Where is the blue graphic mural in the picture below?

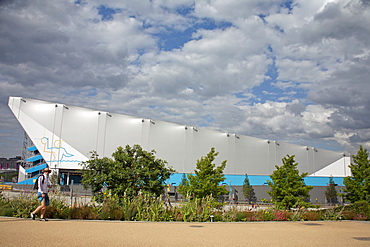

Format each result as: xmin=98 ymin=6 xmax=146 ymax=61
xmin=41 ymin=137 xmax=80 ymax=163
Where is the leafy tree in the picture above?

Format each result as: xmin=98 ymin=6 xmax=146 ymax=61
xmin=242 ymin=174 xmax=257 ymax=204
xmin=177 ymin=148 xmax=228 ymax=199
xmin=344 ymin=146 xmax=370 ymax=203
xmin=49 ymin=171 xmax=59 ymax=186
xmin=81 ymin=145 xmax=175 ymax=201
xmin=325 ymin=176 xmax=338 ymax=205
xmin=179 ymin=173 xmax=189 ymax=187
xmin=267 ymin=155 xmax=313 ymax=209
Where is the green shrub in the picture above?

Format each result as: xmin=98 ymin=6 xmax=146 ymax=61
xmin=236 ymin=212 xmax=247 ymax=221
xmin=100 ymin=207 xmax=124 ymax=220
xmin=343 ymin=201 xmax=370 ymax=219
xmin=289 ymin=208 xmax=306 ymax=221
xmin=302 ymin=211 xmax=320 ymax=221
xmin=99 ymin=195 xmax=124 ymax=220
xmin=48 ymin=193 xmax=72 ymax=219
xmin=160 ymin=208 xmax=176 ymax=221
xmin=319 ymin=208 xmax=344 ymax=221
xmin=341 ymin=211 xmax=355 ymax=220
xmin=244 ymin=211 xmax=258 ymax=221
xmin=221 ymin=210 xmax=237 ymax=222
xmin=52 ymin=205 xmax=72 ymax=219
xmin=45 ymin=206 xmax=58 ymax=218
xmin=179 ymin=195 xmax=217 ymax=222
xmin=1 ymin=207 xmax=16 ymax=217
xmin=212 ymin=212 xmax=223 ymax=222
xmin=261 ymin=209 xmax=275 ymax=221
xmin=133 ymin=193 xmax=166 ymax=221
xmin=7 ymin=192 xmax=39 ymax=218
xmin=2 ymin=189 xmax=370 ymax=222
xmin=70 ymin=205 xmax=99 ymax=220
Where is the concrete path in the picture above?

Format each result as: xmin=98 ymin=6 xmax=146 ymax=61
xmin=1 ymin=217 xmax=370 ymax=246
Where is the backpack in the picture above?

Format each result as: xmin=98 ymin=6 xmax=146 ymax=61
xmin=33 ymin=175 xmax=45 ymax=190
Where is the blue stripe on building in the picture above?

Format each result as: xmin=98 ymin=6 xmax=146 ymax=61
xmin=166 ymin=173 xmax=344 ymax=187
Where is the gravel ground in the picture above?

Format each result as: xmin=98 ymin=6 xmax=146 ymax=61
xmin=1 ymin=217 xmax=370 ymax=247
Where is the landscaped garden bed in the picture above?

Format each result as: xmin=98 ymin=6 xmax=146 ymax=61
xmin=1 ymin=190 xmax=368 ymax=222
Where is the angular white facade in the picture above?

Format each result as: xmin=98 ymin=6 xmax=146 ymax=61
xmin=8 ymin=97 xmax=351 ymax=186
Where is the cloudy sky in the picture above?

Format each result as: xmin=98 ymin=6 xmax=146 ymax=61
xmin=1 ymin=0 xmax=370 ymax=158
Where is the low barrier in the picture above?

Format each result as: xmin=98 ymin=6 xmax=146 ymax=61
xmin=0 ymin=184 xmax=13 ymax=190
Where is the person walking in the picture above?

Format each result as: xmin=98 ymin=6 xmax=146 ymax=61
xmin=30 ymin=167 xmax=52 ymax=221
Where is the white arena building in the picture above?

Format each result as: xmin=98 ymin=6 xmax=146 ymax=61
xmin=8 ymin=97 xmax=351 ymax=202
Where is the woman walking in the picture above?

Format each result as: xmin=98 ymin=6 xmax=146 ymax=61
xmin=30 ymin=167 xmax=52 ymax=221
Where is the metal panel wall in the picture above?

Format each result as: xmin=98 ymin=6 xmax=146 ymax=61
xmin=310 ymin=147 xmax=344 ymax=176
xmin=190 ymin=128 xmax=229 ymax=173
xmin=60 ymin=106 xmax=99 ymax=158
xmin=234 ymin=136 xmax=270 ymax=175
xmin=8 ymin=97 xmax=349 ymax=177
xmin=147 ymin=120 xmax=187 ymax=172
xmin=103 ymin=114 xmax=143 ymax=157
xmin=274 ymin=142 xmax=309 ymax=173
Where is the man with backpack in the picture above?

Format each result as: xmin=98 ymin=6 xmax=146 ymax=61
xmin=31 ymin=167 xmax=52 ymax=221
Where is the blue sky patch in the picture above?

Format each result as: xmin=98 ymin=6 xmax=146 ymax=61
xmin=234 ymin=92 xmax=247 ymax=99
xmin=97 ymin=5 xmax=122 ymax=21
xmin=257 ymin=14 xmax=268 ymax=24
xmin=280 ymin=1 xmax=297 ymax=14
xmin=74 ymin=0 xmax=87 ymax=6
xmin=153 ymin=18 xmax=232 ymax=51
xmin=176 ymin=5 xmax=195 ymax=16
xmin=250 ymin=59 xmax=309 ymax=104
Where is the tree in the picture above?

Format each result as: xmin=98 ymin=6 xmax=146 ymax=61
xmin=242 ymin=174 xmax=257 ymax=204
xmin=49 ymin=171 xmax=59 ymax=186
xmin=344 ymin=146 xmax=370 ymax=203
xmin=325 ymin=176 xmax=338 ymax=205
xmin=267 ymin=155 xmax=313 ymax=209
xmin=179 ymin=173 xmax=189 ymax=187
xmin=177 ymin=148 xmax=228 ymax=199
xmin=81 ymin=145 xmax=175 ymax=201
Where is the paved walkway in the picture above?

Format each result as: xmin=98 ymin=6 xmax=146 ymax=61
xmin=1 ymin=217 xmax=370 ymax=246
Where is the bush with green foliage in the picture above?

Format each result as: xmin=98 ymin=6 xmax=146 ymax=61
xmin=0 ymin=191 xmax=39 ymax=218
xmin=81 ymin=145 xmax=175 ymax=201
xmin=242 ymin=173 xmax=257 ymax=204
xmin=341 ymin=201 xmax=370 ymax=220
xmin=1 ymin=190 xmax=369 ymax=222
xmin=325 ymin=177 xmax=339 ymax=205
xmin=344 ymin=146 xmax=370 ymax=203
xmin=179 ymin=195 xmax=218 ymax=222
xmin=267 ymin=155 xmax=313 ymax=210
xmin=177 ymin=147 xmax=228 ymax=199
